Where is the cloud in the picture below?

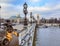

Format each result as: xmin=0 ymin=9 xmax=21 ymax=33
xmin=0 ymin=0 xmax=12 ymax=3
xmin=28 ymin=2 xmax=60 ymax=19
xmin=29 ymin=0 xmax=41 ymax=3
xmin=28 ymin=6 xmax=50 ymax=12
xmin=0 ymin=2 xmax=60 ymax=19
xmin=0 ymin=0 xmax=16 ymax=3
xmin=0 ymin=0 xmax=60 ymax=19
xmin=0 ymin=3 xmax=22 ymax=18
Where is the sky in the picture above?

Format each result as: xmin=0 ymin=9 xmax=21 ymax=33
xmin=0 ymin=0 xmax=60 ymax=19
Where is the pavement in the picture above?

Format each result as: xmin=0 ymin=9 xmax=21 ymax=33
xmin=13 ymin=24 xmax=24 ymax=31
xmin=9 ymin=24 xmax=24 ymax=46
xmin=9 ymin=34 xmax=19 ymax=46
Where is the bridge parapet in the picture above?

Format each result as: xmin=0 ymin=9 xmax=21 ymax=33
xmin=19 ymin=24 xmax=36 ymax=46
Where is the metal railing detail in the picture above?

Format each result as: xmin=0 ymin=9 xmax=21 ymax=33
xmin=19 ymin=24 xmax=36 ymax=46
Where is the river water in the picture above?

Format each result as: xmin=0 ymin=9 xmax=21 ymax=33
xmin=36 ymin=26 xmax=60 ymax=46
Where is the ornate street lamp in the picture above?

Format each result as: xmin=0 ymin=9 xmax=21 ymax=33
xmin=30 ymin=12 xmax=32 ymax=24
xmin=0 ymin=6 xmax=1 ymax=28
xmin=23 ymin=2 xmax=28 ymax=26
xmin=36 ymin=14 xmax=40 ymax=27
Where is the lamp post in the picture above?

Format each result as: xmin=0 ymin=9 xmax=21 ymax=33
xmin=36 ymin=14 xmax=40 ymax=27
xmin=30 ymin=12 xmax=32 ymax=25
xmin=23 ymin=2 xmax=28 ymax=26
xmin=0 ymin=6 xmax=1 ymax=28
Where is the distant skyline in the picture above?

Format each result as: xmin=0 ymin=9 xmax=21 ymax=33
xmin=0 ymin=0 xmax=60 ymax=19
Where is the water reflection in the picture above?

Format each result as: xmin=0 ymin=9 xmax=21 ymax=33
xmin=36 ymin=26 xmax=60 ymax=46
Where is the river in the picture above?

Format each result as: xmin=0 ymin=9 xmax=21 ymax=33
xmin=36 ymin=26 xmax=60 ymax=46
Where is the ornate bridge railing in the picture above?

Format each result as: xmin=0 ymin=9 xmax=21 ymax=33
xmin=19 ymin=24 xmax=36 ymax=46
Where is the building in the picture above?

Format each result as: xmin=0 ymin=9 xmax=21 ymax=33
xmin=10 ymin=14 xmax=24 ymax=24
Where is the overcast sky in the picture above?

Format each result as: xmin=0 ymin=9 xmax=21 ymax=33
xmin=0 ymin=0 xmax=60 ymax=19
